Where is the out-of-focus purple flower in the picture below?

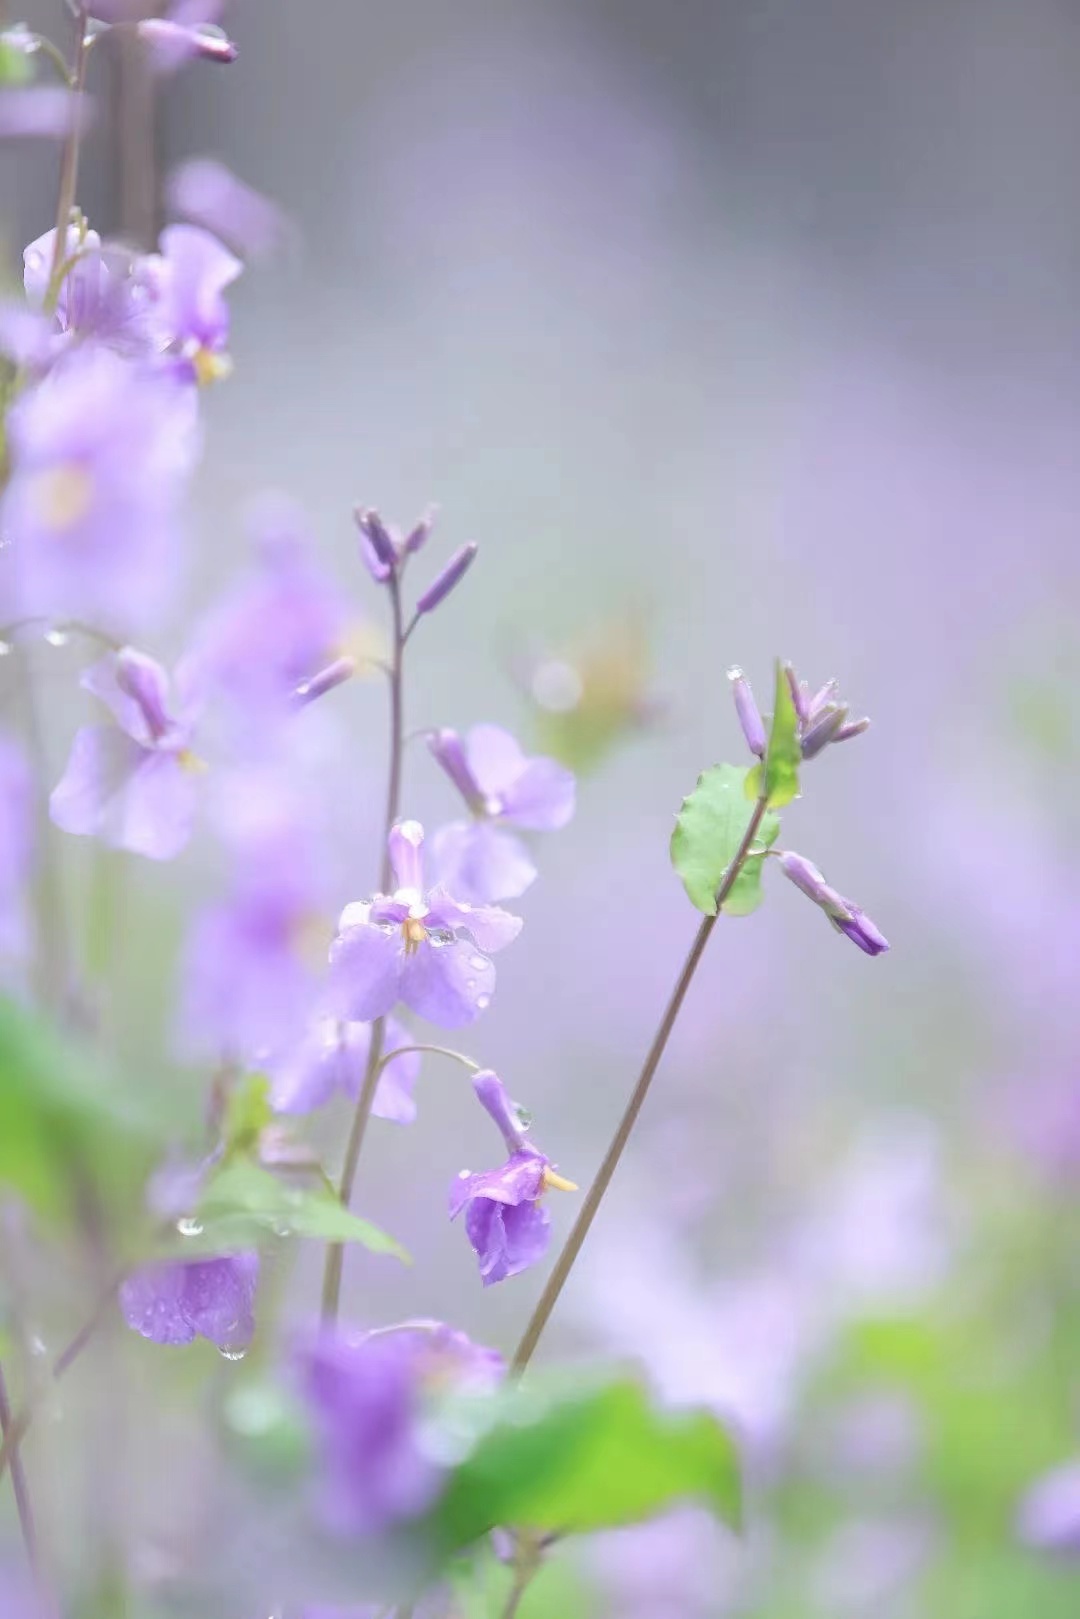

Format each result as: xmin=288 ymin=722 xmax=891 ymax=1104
xmin=0 ymin=345 xmax=196 ymax=631
xmin=783 ymin=662 xmax=870 ymax=761
xmin=1017 ymin=1458 xmax=1080 ymax=1555
xmin=166 ymin=158 xmax=287 ymax=262
xmin=726 ymin=666 xmax=766 ymax=758
xmin=292 ymin=656 xmax=356 ymax=709
xmin=138 ymin=16 xmax=237 ymax=71
xmin=779 ymin=851 xmax=889 ymax=956
xmin=49 ymin=648 xmax=203 ymax=860
xmin=328 ymin=821 xmax=521 ymax=1028
xmin=296 ymin=1322 xmax=502 ymax=1536
xmin=414 ymin=541 xmax=477 ymax=616
xmin=23 ymin=225 xmax=157 ymax=358
xmin=0 ymin=734 xmax=32 ymax=960
xmin=269 ymin=1015 xmax=420 ymax=1123
xmin=190 ymin=498 xmax=354 ymax=724
xmin=429 ymin=725 xmax=575 ymax=903
xmin=354 ymin=506 xmax=398 ymax=583
xmin=120 ymin=1251 xmax=258 ymax=1352
xmin=0 ymin=87 xmax=89 ymax=139
xmin=450 ymin=1069 xmax=575 ymax=1286
xmin=180 ymin=803 xmax=328 ymax=1062
xmin=143 ymin=223 xmax=241 ymax=384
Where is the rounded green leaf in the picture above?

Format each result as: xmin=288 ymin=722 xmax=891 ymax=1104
xmin=671 ymin=762 xmax=779 ymax=916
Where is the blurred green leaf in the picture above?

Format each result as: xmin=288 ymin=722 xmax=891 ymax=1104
xmin=671 ymin=762 xmax=779 ymax=915
xmin=193 ymin=1158 xmax=409 ymax=1262
xmin=424 ymin=1372 xmax=741 ymax=1561
xmin=0 ymin=994 xmax=162 ymax=1224
xmin=223 ymin=1073 xmax=273 ymax=1159
xmin=0 ymin=42 xmax=33 ymax=88
xmin=747 ymin=660 xmax=801 ymax=809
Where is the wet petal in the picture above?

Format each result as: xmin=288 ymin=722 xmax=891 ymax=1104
xmin=180 ymin=1252 xmax=258 ymax=1350
xmin=119 ymin=1263 xmax=196 ymax=1345
xmin=431 ymin=820 xmax=536 ymax=904
xmin=426 ymin=892 xmax=522 ymax=953
xmin=400 ymin=937 xmax=494 ymax=1028
xmin=499 ymin=756 xmax=576 ymax=831
xmin=449 ymin=1151 xmax=547 ymax=1218
xmin=327 ymin=923 xmax=404 ymax=1022
xmin=465 ymin=1198 xmax=551 ymax=1286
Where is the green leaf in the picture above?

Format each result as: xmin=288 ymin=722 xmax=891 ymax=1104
xmin=191 ymin=1158 xmax=410 ymax=1262
xmin=424 ymin=1372 xmax=741 ymax=1561
xmin=222 ymin=1073 xmax=273 ymax=1160
xmin=746 ymin=659 xmax=801 ymax=809
xmin=0 ymin=42 xmax=33 ymax=88
xmin=671 ymin=762 xmax=779 ymax=916
xmin=0 ymin=994 xmax=163 ymax=1224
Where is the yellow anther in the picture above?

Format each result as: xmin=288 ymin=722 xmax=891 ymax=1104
xmin=541 ymin=1167 xmax=578 ymax=1194
xmin=192 ymin=346 xmax=233 ymax=387
xmin=32 ymin=465 xmax=94 ymax=533
xmin=177 ymin=749 xmax=209 ymax=775
xmin=402 ymin=916 xmax=428 ymax=954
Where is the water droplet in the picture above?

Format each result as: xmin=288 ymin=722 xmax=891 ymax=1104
xmin=476 ymin=993 xmax=491 ymax=1011
xmin=457 ymin=1169 xmax=471 ymax=1178
xmin=469 ymin=955 xmax=487 ymax=972
xmin=0 ymin=642 xmax=12 ymax=659
xmin=465 ymin=978 xmax=476 ymax=991
xmin=272 ymin=1221 xmax=293 ymax=1239
xmin=176 ymin=1216 xmax=203 ymax=1237
xmin=428 ymin=928 xmax=454 ymax=948
xmin=44 ymin=627 xmax=68 ymax=648
xmin=218 ymin=1345 xmax=247 ymax=1362
xmin=28 ymin=1335 xmax=47 ymax=1358
xmin=514 ymin=1105 xmax=534 ymax=1131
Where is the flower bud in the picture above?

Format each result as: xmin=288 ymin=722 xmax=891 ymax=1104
xmin=726 ymin=666 xmax=766 ymax=757
xmin=779 ymin=850 xmax=888 ymax=956
xmin=354 ymin=507 xmax=397 ymax=583
xmin=831 ymin=906 xmax=889 ymax=956
xmin=137 ymin=19 xmax=238 ymax=66
xmin=834 ymin=716 xmax=871 ymax=743
xmin=779 ymin=850 xmax=838 ymax=909
xmin=292 ymin=655 xmax=355 ymax=708
xmin=784 ymin=662 xmax=810 ymax=724
xmin=806 ymin=679 xmax=839 ymax=721
xmin=403 ymin=507 xmax=436 ymax=555
xmin=415 ymin=542 xmax=478 ymax=616
xmin=427 ymin=727 xmax=484 ymax=812
xmin=800 ymin=704 xmax=849 ymax=759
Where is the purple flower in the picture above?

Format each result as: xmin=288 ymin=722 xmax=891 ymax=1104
xmin=726 ymin=666 xmax=766 ymax=758
xmin=450 ymin=1070 xmax=576 ymax=1286
xmin=353 ymin=505 xmax=437 ymax=584
xmin=1017 ymin=1458 xmax=1080 ymax=1555
xmin=778 ymin=850 xmax=889 ymax=957
xmin=166 ymin=158 xmax=287 ymax=262
xmin=429 ymin=724 xmax=575 ymax=903
xmin=296 ymin=1322 xmax=502 ymax=1536
xmin=0 ymin=344 xmax=197 ymax=632
xmin=0 ymin=88 xmax=89 ymax=140
xmin=190 ymin=498 xmax=354 ymax=722
xmin=269 ymin=1015 xmax=420 ymax=1123
xmin=144 ymin=223 xmax=241 ymax=384
xmin=783 ymin=663 xmax=871 ymax=761
xmin=23 ymin=226 xmax=158 ymax=359
xmin=0 ymin=733 xmax=32 ymax=960
xmin=49 ymin=647 xmax=204 ymax=860
xmin=120 ymin=1251 xmax=258 ymax=1352
xmin=328 ymin=821 xmax=521 ymax=1028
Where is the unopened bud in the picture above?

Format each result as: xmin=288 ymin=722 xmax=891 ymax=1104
xmin=403 ymin=507 xmax=436 ymax=555
xmin=292 ymin=655 xmax=355 ymax=708
xmin=726 ymin=666 xmax=766 ymax=757
xmin=779 ymin=850 xmax=888 ymax=956
xmin=831 ymin=906 xmax=889 ymax=956
xmin=137 ymin=19 xmax=238 ymax=65
xmin=415 ymin=542 xmax=478 ymax=616
xmin=784 ymin=663 xmax=810 ymax=724
xmin=806 ymin=679 xmax=839 ymax=721
xmin=354 ymin=507 xmax=398 ymax=583
xmin=800 ymin=704 xmax=849 ymax=759
xmin=834 ymin=716 xmax=871 ymax=744
xmin=779 ymin=850 xmax=838 ymax=909
xmin=427 ymin=728 xmax=484 ymax=812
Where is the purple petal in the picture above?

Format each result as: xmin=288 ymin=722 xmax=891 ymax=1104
xmin=449 ymin=1151 xmax=547 ymax=1218
xmin=49 ymin=725 xmax=143 ymax=841
xmin=327 ymin=923 xmax=404 ymax=1022
xmin=431 ymin=820 xmax=537 ymax=904
xmin=400 ymin=937 xmax=494 ymax=1028
xmin=120 ymin=1264 xmax=196 ymax=1345
xmin=83 ymin=647 xmax=179 ymax=745
xmin=498 ymin=757 xmax=576 ymax=831
xmin=180 ymin=1252 xmax=258 ymax=1350
xmin=166 ymin=158 xmax=287 ymax=262
xmin=270 ymin=1016 xmax=419 ymax=1123
xmin=111 ymin=750 xmax=198 ymax=860
xmin=427 ymin=728 xmax=484 ymax=810
xmin=388 ymin=819 xmax=425 ymax=894
xmin=425 ymin=892 xmax=522 ymax=953
xmin=472 ymin=1070 xmax=529 ymax=1154
xmin=464 ymin=1198 xmax=551 ymax=1286
xmin=150 ymin=223 xmax=241 ymax=352
xmin=464 ymin=725 xmax=528 ymax=797
xmin=0 ymin=88 xmax=90 ymax=141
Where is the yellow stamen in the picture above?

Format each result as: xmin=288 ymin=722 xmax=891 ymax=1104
xmin=177 ymin=749 xmax=209 ymax=775
xmin=541 ymin=1167 xmax=578 ymax=1194
xmin=31 ymin=465 xmax=94 ymax=533
xmin=192 ymin=346 xmax=233 ymax=387
xmin=402 ymin=916 xmax=428 ymax=955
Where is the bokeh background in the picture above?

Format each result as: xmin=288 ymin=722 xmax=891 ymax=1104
xmin=7 ymin=1 xmax=1080 ymax=1615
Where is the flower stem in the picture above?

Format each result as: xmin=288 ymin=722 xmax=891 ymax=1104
xmin=321 ymin=572 xmax=407 ymax=1326
xmin=0 ymin=1361 xmax=41 ymax=1583
xmin=46 ymin=3 xmax=91 ymax=307
xmin=378 ymin=1043 xmax=479 ymax=1075
xmin=510 ymin=793 xmax=770 ymax=1374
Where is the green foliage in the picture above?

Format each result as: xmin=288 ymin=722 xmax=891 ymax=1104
xmin=747 ymin=659 xmax=801 ymax=809
xmin=0 ymin=41 xmax=33 ymax=87
xmin=671 ymin=762 xmax=779 ymax=915
xmin=423 ymin=1372 xmax=741 ymax=1564
xmin=222 ymin=1073 xmax=273 ymax=1159
xmin=190 ymin=1157 xmax=410 ymax=1261
xmin=0 ymin=993 xmax=161 ymax=1225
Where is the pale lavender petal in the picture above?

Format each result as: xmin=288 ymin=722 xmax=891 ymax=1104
xmin=425 ymin=892 xmax=522 ymax=953
xmin=119 ymin=1264 xmax=195 ymax=1345
xmin=270 ymin=1016 xmax=419 ymax=1124
xmin=180 ymin=1252 xmax=258 ymax=1349
xmin=110 ymin=750 xmax=197 ymax=860
xmin=83 ymin=647 xmax=178 ymax=745
xmin=49 ymin=725 xmax=142 ymax=840
xmin=166 ymin=158 xmax=286 ymax=262
xmin=400 ymin=937 xmax=494 ymax=1028
xmin=498 ymin=756 xmax=576 ymax=830
xmin=327 ymin=924 xmax=404 ymax=1022
xmin=0 ymin=88 xmax=89 ymax=141
xmin=431 ymin=820 xmax=537 ymax=904
xmin=388 ymin=819 xmax=425 ymax=894
xmin=449 ymin=1152 xmax=546 ymax=1218
xmin=472 ymin=1070 xmax=529 ymax=1152
xmin=151 ymin=223 xmax=241 ymax=352
xmin=464 ymin=725 xmax=528 ymax=798
xmin=464 ymin=1198 xmax=551 ymax=1286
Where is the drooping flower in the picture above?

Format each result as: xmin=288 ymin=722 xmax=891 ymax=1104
xmin=269 ymin=1015 xmax=420 ymax=1124
xmin=0 ymin=344 xmax=197 ymax=631
xmin=450 ymin=1069 xmax=576 ymax=1286
xmin=428 ymin=725 xmax=575 ymax=903
xmin=143 ymin=222 xmax=241 ymax=384
xmin=778 ymin=850 xmax=889 ymax=956
xmin=49 ymin=647 xmax=204 ymax=860
xmin=295 ymin=1322 xmax=502 ymax=1536
xmin=328 ymin=821 xmax=521 ymax=1029
xmin=120 ymin=1251 xmax=258 ymax=1352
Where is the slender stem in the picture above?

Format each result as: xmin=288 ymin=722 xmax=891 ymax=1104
xmin=498 ymin=1536 xmax=542 ymax=1619
xmin=0 ymin=1361 xmax=40 ymax=1580
xmin=46 ymin=4 xmax=91 ymax=305
xmin=378 ymin=1043 xmax=479 ymax=1075
xmin=27 ymin=34 xmax=75 ymax=86
xmin=510 ymin=794 xmax=771 ymax=1374
xmin=321 ymin=573 xmax=408 ymax=1326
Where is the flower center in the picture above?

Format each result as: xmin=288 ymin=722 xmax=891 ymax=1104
xmin=401 ymin=916 xmax=428 ymax=955
xmin=31 ymin=464 xmax=94 ymax=533
xmin=191 ymin=344 xmax=233 ymax=387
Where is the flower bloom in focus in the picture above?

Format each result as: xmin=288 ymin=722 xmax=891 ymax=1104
xmin=428 ymin=724 xmax=575 ymax=903
xmin=296 ymin=1322 xmax=502 ymax=1536
xmin=269 ymin=1014 xmax=420 ymax=1124
xmin=328 ymin=821 xmax=521 ymax=1028
xmin=0 ymin=344 xmax=196 ymax=630
xmin=450 ymin=1069 xmax=576 ymax=1286
xmin=120 ymin=1251 xmax=258 ymax=1353
xmin=50 ymin=647 xmax=204 ymax=860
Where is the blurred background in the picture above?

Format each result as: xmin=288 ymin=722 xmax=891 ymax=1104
xmin=6 ymin=1 xmax=1080 ymax=1614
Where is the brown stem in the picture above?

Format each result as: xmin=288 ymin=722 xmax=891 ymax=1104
xmin=46 ymin=4 xmax=91 ymax=305
xmin=0 ymin=1361 xmax=40 ymax=1578
xmin=510 ymin=794 xmax=770 ymax=1373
